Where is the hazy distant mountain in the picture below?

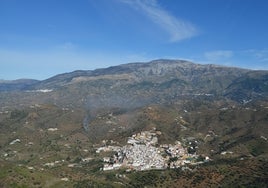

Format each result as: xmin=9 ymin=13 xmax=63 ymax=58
xmin=1 ymin=60 xmax=268 ymax=106
xmin=224 ymin=70 xmax=268 ymax=102
xmin=35 ymin=59 xmax=249 ymax=91
xmin=0 ymin=79 xmax=39 ymax=91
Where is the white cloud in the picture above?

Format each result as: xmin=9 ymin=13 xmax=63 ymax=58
xmin=194 ymin=50 xmax=235 ymax=67
xmin=243 ymin=49 xmax=268 ymax=62
xmin=58 ymin=42 xmax=76 ymax=50
xmin=118 ymin=0 xmax=198 ymax=42
xmin=204 ymin=50 xmax=234 ymax=61
xmin=200 ymin=49 xmax=268 ymax=70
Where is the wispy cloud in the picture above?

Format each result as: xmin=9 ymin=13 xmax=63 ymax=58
xmin=204 ymin=50 xmax=234 ymax=61
xmin=243 ymin=49 xmax=268 ymax=62
xmin=190 ymin=50 xmax=234 ymax=68
xmin=118 ymin=0 xmax=198 ymax=42
xmin=200 ymin=49 xmax=268 ymax=70
xmin=58 ymin=42 xmax=76 ymax=50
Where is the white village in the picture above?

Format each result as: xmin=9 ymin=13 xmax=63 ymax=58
xmin=97 ymin=129 xmax=209 ymax=171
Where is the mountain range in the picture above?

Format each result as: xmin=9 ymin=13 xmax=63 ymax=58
xmin=0 ymin=59 xmax=267 ymax=187
xmin=1 ymin=59 xmax=267 ymax=106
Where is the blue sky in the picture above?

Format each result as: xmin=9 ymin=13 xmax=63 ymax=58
xmin=1 ymin=0 xmax=268 ymax=80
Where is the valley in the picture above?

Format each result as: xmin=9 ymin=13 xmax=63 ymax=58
xmin=0 ymin=60 xmax=268 ymax=187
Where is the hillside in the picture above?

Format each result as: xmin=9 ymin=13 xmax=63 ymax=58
xmin=0 ymin=59 xmax=267 ymax=187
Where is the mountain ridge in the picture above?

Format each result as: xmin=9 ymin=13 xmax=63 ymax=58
xmin=1 ymin=59 xmax=250 ymax=82
xmin=0 ymin=59 xmax=267 ymax=105
xmin=13 ymin=59 xmax=250 ymax=87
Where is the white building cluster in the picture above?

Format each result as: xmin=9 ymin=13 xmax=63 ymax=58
xmin=99 ymin=129 xmax=203 ymax=171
